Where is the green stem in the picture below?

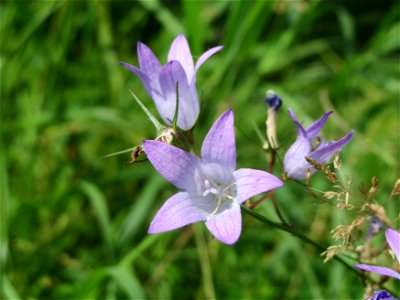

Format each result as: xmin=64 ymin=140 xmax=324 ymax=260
xmin=243 ymin=205 xmax=358 ymax=273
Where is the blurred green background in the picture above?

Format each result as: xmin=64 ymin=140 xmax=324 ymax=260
xmin=1 ymin=1 xmax=399 ymax=299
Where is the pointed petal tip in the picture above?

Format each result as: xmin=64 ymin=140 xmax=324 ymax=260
xmin=201 ymin=109 xmax=236 ymax=170
xmin=205 ymin=204 xmax=242 ymax=245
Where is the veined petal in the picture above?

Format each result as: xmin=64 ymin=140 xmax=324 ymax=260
xmin=168 ymin=34 xmax=194 ymax=81
xmin=306 ymin=111 xmax=333 ymax=139
xmin=148 ymin=192 xmax=205 ymax=233
xmin=353 ymin=264 xmax=400 ymax=280
xmin=386 ymin=228 xmax=400 ymax=263
xmin=284 ymin=135 xmax=312 ymax=180
xmin=120 ymin=62 xmax=153 ymax=96
xmin=288 ymin=109 xmax=307 ymax=138
xmin=159 ymin=61 xmax=199 ymax=130
xmin=137 ymin=42 xmax=161 ymax=79
xmin=205 ymin=202 xmax=241 ymax=245
xmin=309 ymin=131 xmax=354 ymax=164
xmin=201 ymin=110 xmax=236 ymax=171
xmin=193 ymin=46 xmax=224 ymax=81
xmin=234 ymin=168 xmax=284 ymax=204
xmin=143 ymin=140 xmax=200 ymax=192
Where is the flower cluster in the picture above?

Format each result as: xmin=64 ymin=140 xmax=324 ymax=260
xmin=117 ymin=33 xmax=398 ymax=297
xmin=119 ymin=34 xmax=360 ymax=244
xmin=114 ymin=34 xmax=400 ymax=300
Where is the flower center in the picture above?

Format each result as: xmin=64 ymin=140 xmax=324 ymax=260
xmin=311 ymin=136 xmax=323 ymax=151
xmin=199 ymin=163 xmax=237 ymax=215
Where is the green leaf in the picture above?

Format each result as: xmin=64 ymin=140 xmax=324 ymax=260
xmin=79 ymin=181 xmax=114 ymax=258
xmin=108 ymin=266 xmax=145 ymax=300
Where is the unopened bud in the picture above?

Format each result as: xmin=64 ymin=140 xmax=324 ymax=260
xmin=264 ymin=90 xmax=282 ymax=149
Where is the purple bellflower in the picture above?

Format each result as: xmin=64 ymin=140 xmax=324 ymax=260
xmin=284 ymin=109 xmax=354 ymax=180
xmin=143 ymin=110 xmax=284 ymax=245
xmin=354 ymin=228 xmax=400 ymax=280
xmin=121 ymin=34 xmax=223 ymax=131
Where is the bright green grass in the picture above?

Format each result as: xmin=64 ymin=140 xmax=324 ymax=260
xmin=1 ymin=1 xmax=399 ymax=299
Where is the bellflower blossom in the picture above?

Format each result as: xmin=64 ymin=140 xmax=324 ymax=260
xmin=121 ymin=34 xmax=223 ymax=131
xmin=354 ymin=228 xmax=400 ymax=280
xmin=143 ymin=110 xmax=284 ymax=245
xmin=284 ymin=109 xmax=354 ymax=180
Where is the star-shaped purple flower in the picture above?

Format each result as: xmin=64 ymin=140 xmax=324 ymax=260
xmin=354 ymin=228 xmax=400 ymax=280
xmin=284 ymin=109 xmax=354 ymax=180
xmin=121 ymin=34 xmax=223 ymax=131
xmin=143 ymin=110 xmax=284 ymax=245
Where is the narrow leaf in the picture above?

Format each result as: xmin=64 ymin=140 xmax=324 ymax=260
xmin=129 ymin=90 xmax=164 ymax=132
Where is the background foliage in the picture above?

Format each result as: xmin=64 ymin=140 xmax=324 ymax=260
xmin=1 ymin=1 xmax=399 ymax=299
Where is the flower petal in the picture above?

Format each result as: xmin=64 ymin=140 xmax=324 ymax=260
xmin=353 ymin=264 xmax=400 ymax=280
xmin=306 ymin=111 xmax=333 ymax=139
xmin=386 ymin=228 xmax=400 ymax=263
xmin=205 ymin=202 xmax=241 ymax=245
xmin=233 ymin=168 xmax=284 ymax=204
xmin=137 ymin=42 xmax=161 ymax=80
xmin=309 ymin=131 xmax=354 ymax=164
xmin=143 ymin=140 xmax=200 ymax=192
xmin=159 ymin=60 xmax=199 ymax=130
xmin=201 ymin=110 xmax=236 ymax=171
xmin=167 ymin=34 xmax=194 ymax=81
xmin=148 ymin=192 xmax=205 ymax=233
xmin=283 ymin=135 xmax=312 ymax=180
xmin=119 ymin=62 xmax=153 ymax=96
xmin=288 ymin=109 xmax=307 ymax=138
xmin=193 ymin=46 xmax=224 ymax=79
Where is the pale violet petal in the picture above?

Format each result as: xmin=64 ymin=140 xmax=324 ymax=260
xmin=205 ymin=202 xmax=241 ymax=245
xmin=288 ymin=108 xmax=307 ymax=138
xmin=200 ymin=162 xmax=235 ymax=186
xmin=159 ymin=60 xmax=199 ymax=130
xmin=201 ymin=110 xmax=236 ymax=171
xmin=353 ymin=264 xmax=400 ymax=280
xmin=120 ymin=62 xmax=153 ymax=96
xmin=143 ymin=140 xmax=200 ymax=192
xmin=167 ymin=34 xmax=194 ymax=81
xmin=284 ymin=135 xmax=312 ymax=180
xmin=137 ymin=42 xmax=161 ymax=80
xmin=193 ymin=46 xmax=224 ymax=81
xmin=309 ymin=131 xmax=354 ymax=164
xmin=386 ymin=228 xmax=400 ymax=263
xmin=148 ymin=192 xmax=205 ymax=233
xmin=233 ymin=168 xmax=284 ymax=204
xmin=306 ymin=111 xmax=333 ymax=139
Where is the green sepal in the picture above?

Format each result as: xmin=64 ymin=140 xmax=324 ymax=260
xmin=129 ymin=90 xmax=164 ymax=132
xmin=171 ymin=82 xmax=179 ymax=129
xmin=102 ymin=146 xmax=138 ymax=158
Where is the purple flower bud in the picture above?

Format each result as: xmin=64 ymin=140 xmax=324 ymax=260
xmin=264 ymin=90 xmax=282 ymax=111
xmin=366 ymin=216 xmax=384 ymax=241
